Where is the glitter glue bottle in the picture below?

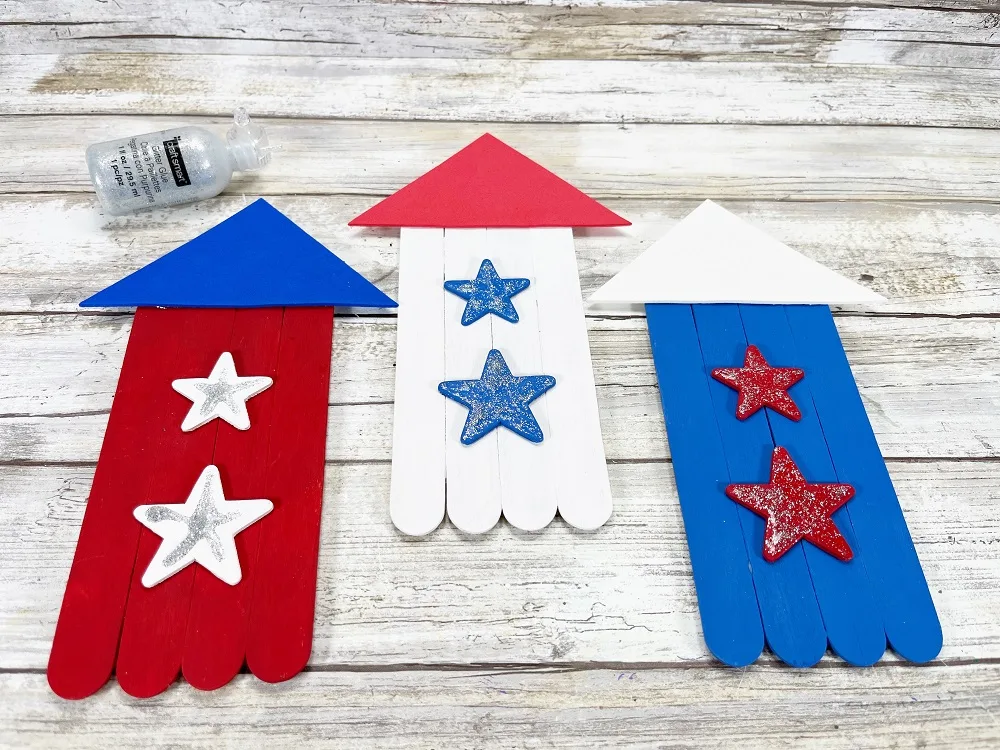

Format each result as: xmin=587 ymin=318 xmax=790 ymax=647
xmin=85 ymin=107 xmax=272 ymax=216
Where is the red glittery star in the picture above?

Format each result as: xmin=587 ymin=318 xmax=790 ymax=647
xmin=712 ymin=345 xmax=805 ymax=421
xmin=726 ymin=446 xmax=856 ymax=562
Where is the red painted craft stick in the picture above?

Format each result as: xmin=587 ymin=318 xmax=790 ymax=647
xmin=47 ymin=308 xmax=188 ymax=700
xmin=182 ymin=307 xmax=284 ymax=691
xmin=246 ymin=307 xmax=334 ymax=683
xmin=116 ymin=308 xmax=237 ymax=698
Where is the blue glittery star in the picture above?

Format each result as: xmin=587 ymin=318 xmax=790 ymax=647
xmin=438 ymin=349 xmax=556 ymax=445
xmin=444 ymin=259 xmax=531 ymax=326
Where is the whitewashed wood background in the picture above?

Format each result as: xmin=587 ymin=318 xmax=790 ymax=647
xmin=2 ymin=1 xmax=1000 ymax=747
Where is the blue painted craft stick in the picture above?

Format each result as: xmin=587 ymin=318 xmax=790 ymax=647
xmin=693 ymin=304 xmax=828 ymax=668
xmin=784 ymin=305 xmax=942 ymax=663
xmin=646 ymin=303 xmax=764 ymax=667
xmin=738 ymin=304 xmax=887 ymax=666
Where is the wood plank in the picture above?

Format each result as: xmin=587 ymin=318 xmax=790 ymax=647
xmin=824 ymin=6 xmax=1000 ymax=69
xmin=3 ymin=459 xmax=996 ymax=672
xmin=4 ymin=1 xmax=999 ymax=69
xmin=6 ymin=120 xmax=1000 ymax=204
xmin=3 ymin=117 xmax=998 ymax=206
xmin=4 ymin=0 xmax=996 ymax=734
xmin=2 ymin=194 xmax=999 ymax=316
xmin=7 ymin=54 xmax=1000 ymax=127
xmin=389 ymin=229 xmax=446 ymax=536
xmin=2 ymin=315 xmax=998 ymax=463
xmin=443 ymin=229 xmax=503 ymax=535
xmin=4 ymin=664 xmax=1000 ymax=749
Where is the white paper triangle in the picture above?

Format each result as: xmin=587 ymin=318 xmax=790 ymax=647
xmin=589 ymin=201 xmax=885 ymax=312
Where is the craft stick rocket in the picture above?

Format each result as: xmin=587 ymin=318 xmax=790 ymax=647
xmin=351 ymin=134 xmax=629 ymax=535
xmin=48 ymin=199 xmax=396 ymax=699
xmin=590 ymin=201 xmax=942 ymax=667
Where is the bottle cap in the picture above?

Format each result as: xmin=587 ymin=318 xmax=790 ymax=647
xmin=226 ymin=107 xmax=272 ymax=172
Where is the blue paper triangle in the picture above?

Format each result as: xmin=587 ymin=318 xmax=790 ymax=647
xmin=81 ymin=199 xmax=397 ymax=309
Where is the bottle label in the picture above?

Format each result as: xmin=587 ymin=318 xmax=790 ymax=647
xmin=162 ymin=138 xmax=192 ymax=187
xmin=106 ymin=137 xmax=175 ymax=205
xmin=87 ymin=126 xmax=226 ymax=214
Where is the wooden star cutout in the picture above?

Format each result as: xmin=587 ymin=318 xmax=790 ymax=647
xmin=726 ymin=446 xmax=856 ymax=562
xmin=438 ymin=349 xmax=556 ymax=444
xmin=172 ymin=352 xmax=273 ymax=432
xmin=133 ymin=465 xmax=273 ymax=587
xmin=444 ymin=258 xmax=531 ymax=326
xmin=712 ymin=344 xmax=805 ymax=421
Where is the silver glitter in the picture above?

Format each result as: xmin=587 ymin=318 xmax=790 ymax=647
xmin=173 ymin=351 xmax=273 ymax=432
xmin=133 ymin=465 xmax=273 ymax=587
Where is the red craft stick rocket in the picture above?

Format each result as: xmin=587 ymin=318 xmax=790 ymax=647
xmin=48 ymin=200 xmax=395 ymax=699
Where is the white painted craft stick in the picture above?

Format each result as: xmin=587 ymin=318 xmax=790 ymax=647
xmin=389 ymin=228 xmax=446 ymax=536
xmin=443 ymin=229 xmax=503 ymax=534
xmin=487 ymin=228 xmax=559 ymax=532
xmin=531 ymin=228 xmax=613 ymax=530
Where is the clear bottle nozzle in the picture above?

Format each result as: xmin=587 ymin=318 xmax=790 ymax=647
xmin=227 ymin=107 xmax=272 ymax=172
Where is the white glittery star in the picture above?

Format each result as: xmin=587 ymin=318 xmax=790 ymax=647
xmin=172 ymin=352 xmax=273 ymax=432
xmin=133 ymin=465 xmax=273 ymax=588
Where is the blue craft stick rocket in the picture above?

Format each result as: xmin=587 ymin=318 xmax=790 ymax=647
xmin=590 ymin=201 xmax=941 ymax=667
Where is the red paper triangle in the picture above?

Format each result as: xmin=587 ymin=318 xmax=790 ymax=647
xmin=350 ymin=134 xmax=629 ymax=228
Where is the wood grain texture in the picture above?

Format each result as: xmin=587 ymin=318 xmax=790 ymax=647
xmin=3 ymin=194 xmax=999 ymax=315
xmin=2 ymin=0 xmax=998 ymax=741
xmin=3 ymin=664 xmax=1000 ymax=749
xmin=3 ymin=459 xmax=998 ymax=672
xmin=6 ymin=54 xmax=1000 ymax=126
xmin=3 ymin=0 xmax=1000 ymax=69
xmin=6 ymin=120 xmax=1000 ymax=203
xmin=2 ymin=315 xmax=997 ymax=463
